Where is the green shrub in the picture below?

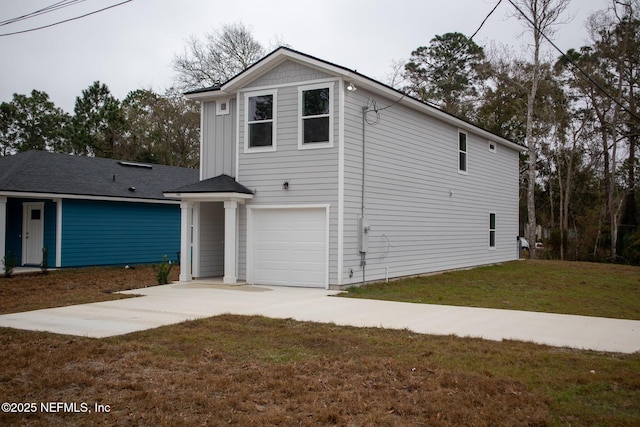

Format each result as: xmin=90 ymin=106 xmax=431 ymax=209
xmin=153 ymin=255 xmax=173 ymax=285
xmin=41 ymin=246 xmax=49 ymax=274
xmin=2 ymin=251 xmax=18 ymax=278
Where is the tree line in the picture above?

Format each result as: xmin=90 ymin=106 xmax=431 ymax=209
xmin=1 ymin=3 xmax=639 ymax=264
xmin=398 ymin=0 xmax=639 ymax=264
xmin=0 ymin=83 xmax=200 ymax=168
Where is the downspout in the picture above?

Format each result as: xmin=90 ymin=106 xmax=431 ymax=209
xmin=361 ymin=106 xmax=366 ymax=285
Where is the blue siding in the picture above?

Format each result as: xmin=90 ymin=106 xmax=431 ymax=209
xmin=5 ymin=198 xmax=23 ymax=264
xmin=4 ymin=198 xmax=56 ymax=266
xmin=61 ymin=199 xmax=180 ymax=267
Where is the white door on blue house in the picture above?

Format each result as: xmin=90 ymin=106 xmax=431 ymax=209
xmin=23 ymin=202 xmax=44 ymax=265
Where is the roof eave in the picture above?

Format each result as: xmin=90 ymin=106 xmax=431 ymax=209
xmin=163 ymin=191 xmax=254 ymax=202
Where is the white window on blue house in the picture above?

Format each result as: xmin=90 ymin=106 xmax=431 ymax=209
xmin=489 ymin=212 xmax=496 ymax=249
xmin=458 ymin=131 xmax=468 ymax=174
xmin=299 ymin=83 xmax=333 ymax=149
xmin=245 ymin=90 xmax=277 ymax=152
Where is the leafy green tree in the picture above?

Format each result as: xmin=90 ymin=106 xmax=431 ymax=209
xmin=122 ymin=88 xmax=200 ymax=167
xmin=70 ymin=81 xmax=126 ymax=158
xmin=0 ymin=90 xmax=69 ymax=155
xmin=404 ymin=32 xmax=485 ymax=117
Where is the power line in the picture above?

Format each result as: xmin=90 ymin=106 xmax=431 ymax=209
xmin=470 ymin=0 xmax=503 ymax=41
xmin=0 ymin=0 xmax=133 ymax=37
xmin=0 ymin=1 xmax=87 ymax=27
xmin=506 ymin=0 xmax=640 ymax=122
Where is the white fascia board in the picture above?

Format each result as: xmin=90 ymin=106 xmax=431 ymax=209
xmin=0 ymin=191 xmax=180 ymax=205
xmin=162 ymin=192 xmax=253 ymax=203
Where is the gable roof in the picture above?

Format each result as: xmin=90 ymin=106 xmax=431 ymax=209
xmin=166 ymin=174 xmax=253 ymax=194
xmin=0 ymin=150 xmax=199 ymax=201
xmin=186 ymin=46 xmax=523 ymax=152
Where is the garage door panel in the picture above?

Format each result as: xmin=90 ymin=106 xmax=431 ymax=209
xmin=252 ymin=208 xmax=327 ymax=288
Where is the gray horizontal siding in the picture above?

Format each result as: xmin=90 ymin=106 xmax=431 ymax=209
xmin=237 ymin=66 xmax=340 ymax=283
xmin=245 ymin=60 xmax=332 ymax=88
xmin=342 ymin=87 xmax=519 ymax=285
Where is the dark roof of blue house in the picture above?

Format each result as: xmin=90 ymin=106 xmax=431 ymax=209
xmin=0 ymin=150 xmax=199 ymax=201
xmin=166 ymin=174 xmax=253 ymax=194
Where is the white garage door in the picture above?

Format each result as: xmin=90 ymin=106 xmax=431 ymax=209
xmin=251 ymin=207 xmax=327 ymax=288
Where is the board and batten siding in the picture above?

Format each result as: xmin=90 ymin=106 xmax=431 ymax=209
xmin=196 ymin=202 xmax=225 ymax=277
xmin=236 ymin=62 xmax=340 ymax=283
xmin=201 ymin=99 xmax=236 ymax=180
xmin=61 ymin=199 xmax=181 ymax=267
xmin=341 ymin=87 xmax=519 ymax=285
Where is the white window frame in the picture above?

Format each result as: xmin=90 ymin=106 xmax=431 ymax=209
xmin=458 ymin=130 xmax=468 ymax=174
xmin=216 ymin=99 xmax=230 ymax=116
xmin=298 ymin=83 xmax=334 ymax=150
xmin=244 ymin=89 xmax=277 ymax=153
xmin=489 ymin=212 xmax=496 ymax=250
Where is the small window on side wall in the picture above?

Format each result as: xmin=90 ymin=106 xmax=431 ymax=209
xmin=216 ymin=99 xmax=230 ymax=115
xmin=489 ymin=212 xmax=496 ymax=249
xmin=299 ymin=83 xmax=333 ymax=149
xmin=458 ymin=131 xmax=467 ymax=173
xmin=245 ymin=91 xmax=276 ymax=152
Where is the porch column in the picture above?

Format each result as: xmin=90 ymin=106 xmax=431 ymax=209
xmin=223 ymin=200 xmax=238 ymax=284
xmin=54 ymin=198 xmax=62 ymax=268
xmin=179 ymin=201 xmax=192 ymax=282
xmin=0 ymin=196 xmax=6 ymax=274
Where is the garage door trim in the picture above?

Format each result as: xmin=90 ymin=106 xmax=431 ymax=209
xmin=247 ymin=204 xmax=330 ymax=288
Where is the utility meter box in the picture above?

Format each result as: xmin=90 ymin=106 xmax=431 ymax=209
xmin=358 ymin=215 xmax=370 ymax=253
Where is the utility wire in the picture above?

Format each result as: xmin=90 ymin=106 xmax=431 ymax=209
xmin=506 ymin=0 xmax=640 ymax=122
xmin=0 ymin=0 xmax=87 ymax=27
xmin=0 ymin=0 xmax=133 ymax=37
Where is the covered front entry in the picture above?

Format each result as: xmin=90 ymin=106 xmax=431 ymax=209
xmin=248 ymin=206 xmax=329 ymax=288
xmin=164 ymin=174 xmax=254 ymax=284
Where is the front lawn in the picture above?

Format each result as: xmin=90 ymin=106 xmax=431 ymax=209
xmin=1 ymin=316 xmax=639 ymax=426
xmin=343 ymin=260 xmax=640 ymax=320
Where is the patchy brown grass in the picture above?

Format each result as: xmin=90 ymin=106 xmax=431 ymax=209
xmin=0 ymin=265 xmax=179 ymax=314
xmin=1 ymin=263 xmax=639 ymax=425
xmin=3 ymin=316 xmax=638 ymax=426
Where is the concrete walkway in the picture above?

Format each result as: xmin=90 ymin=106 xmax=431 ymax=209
xmin=0 ymin=282 xmax=638 ymax=353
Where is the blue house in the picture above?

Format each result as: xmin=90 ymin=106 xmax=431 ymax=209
xmin=0 ymin=150 xmax=199 ymax=271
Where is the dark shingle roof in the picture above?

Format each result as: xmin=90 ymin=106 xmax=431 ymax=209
xmin=0 ymin=150 xmax=199 ymax=201
xmin=167 ymin=174 xmax=253 ymax=194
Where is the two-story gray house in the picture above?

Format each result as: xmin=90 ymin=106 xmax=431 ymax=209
xmin=165 ymin=47 xmax=523 ymax=289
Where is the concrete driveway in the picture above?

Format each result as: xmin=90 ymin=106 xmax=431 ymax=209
xmin=0 ymin=281 xmax=638 ymax=354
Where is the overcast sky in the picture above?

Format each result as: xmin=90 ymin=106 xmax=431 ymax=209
xmin=1 ymin=0 xmax=608 ymax=113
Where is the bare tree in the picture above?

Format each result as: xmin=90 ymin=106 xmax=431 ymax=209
xmin=173 ymin=23 xmax=265 ymax=91
xmin=510 ymin=0 xmax=570 ymax=258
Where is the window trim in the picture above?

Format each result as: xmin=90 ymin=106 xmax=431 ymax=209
xmin=489 ymin=212 xmax=496 ymax=250
xmin=298 ymin=83 xmax=334 ymax=150
xmin=244 ymin=89 xmax=277 ymax=153
xmin=458 ymin=130 xmax=468 ymax=174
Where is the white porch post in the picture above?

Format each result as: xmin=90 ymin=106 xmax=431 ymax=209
xmin=223 ymin=200 xmax=238 ymax=284
xmin=0 ymin=196 xmax=6 ymax=273
xmin=54 ymin=198 xmax=62 ymax=268
xmin=179 ymin=201 xmax=192 ymax=282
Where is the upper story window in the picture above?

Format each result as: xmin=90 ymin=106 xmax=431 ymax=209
xmin=458 ymin=131 xmax=468 ymax=174
xmin=245 ymin=90 xmax=277 ymax=152
xmin=299 ymin=83 xmax=333 ymax=149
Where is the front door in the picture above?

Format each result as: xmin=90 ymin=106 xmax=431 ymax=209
xmin=23 ymin=202 xmax=44 ymax=265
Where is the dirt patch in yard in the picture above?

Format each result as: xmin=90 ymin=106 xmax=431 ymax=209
xmin=0 ymin=265 xmax=179 ymax=314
